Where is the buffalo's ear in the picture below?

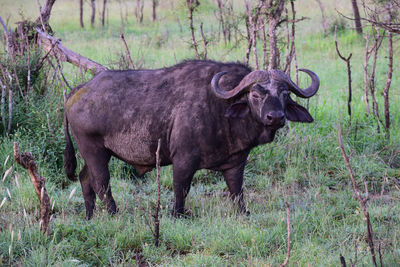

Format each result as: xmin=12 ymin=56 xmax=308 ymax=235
xmin=225 ymin=101 xmax=249 ymax=118
xmin=285 ymin=97 xmax=314 ymax=123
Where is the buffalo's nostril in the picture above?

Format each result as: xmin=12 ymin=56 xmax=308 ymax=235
xmin=265 ymin=111 xmax=285 ymax=125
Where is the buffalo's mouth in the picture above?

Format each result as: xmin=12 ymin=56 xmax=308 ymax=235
xmin=262 ymin=117 xmax=286 ymax=129
xmin=264 ymin=120 xmax=286 ymax=129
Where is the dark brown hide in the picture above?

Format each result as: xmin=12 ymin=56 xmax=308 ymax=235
xmin=64 ymin=60 xmax=319 ymax=219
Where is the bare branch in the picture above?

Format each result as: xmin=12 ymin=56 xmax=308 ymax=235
xmin=0 ymin=78 xmax=6 ymax=130
xmin=383 ymin=1 xmax=393 ymax=137
xmin=337 ymin=125 xmax=377 ymax=267
xmin=35 ymin=27 xmax=107 ymax=74
xmin=120 ymin=33 xmax=135 ymax=69
xmin=340 ymin=254 xmax=347 ymax=267
xmin=187 ymin=0 xmax=200 ymax=59
xmin=200 ymin=23 xmax=208 ymax=60
xmin=154 ymin=139 xmax=161 ymax=247
xmin=7 ymin=89 xmax=12 ymax=134
xmin=0 ymin=16 xmax=10 ymax=34
xmin=244 ymin=19 xmax=252 ymax=66
xmin=284 ymin=1 xmax=299 ymax=77
xmin=369 ymin=28 xmax=384 ymax=131
xmin=280 ymin=202 xmax=291 ymax=267
xmin=336 ymin=9 xmax=400 ymax=34
xmin=14 ymin=142 xmax=50 ymax=234
xmin=334 ymin=26 xmax=353 ymax=121
xmin=363 ymin=34 xmax=371 ymax=115
xmin=245 ymin=0 xmax=263 ymax=69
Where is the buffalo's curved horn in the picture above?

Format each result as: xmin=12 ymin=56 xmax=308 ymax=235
xmin=211 ymin=70 xmax=270 ymax=99
xmin=271 ymin=69 xmax=320 ymax=98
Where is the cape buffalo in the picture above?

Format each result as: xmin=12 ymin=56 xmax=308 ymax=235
xmin=64 ymin=60 xmax=319 ymax=219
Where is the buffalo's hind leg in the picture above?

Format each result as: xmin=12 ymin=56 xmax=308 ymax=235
xmin=223 ymin=162 xmax=249 ymax=215
xmin=79 ymin=164 xmax=96 ymax=220
xmin=78 ymin=142 xmax=117 ymax=216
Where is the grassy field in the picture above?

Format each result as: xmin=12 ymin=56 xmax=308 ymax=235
xmin=0 ymin=0 xmax=399 ymax=266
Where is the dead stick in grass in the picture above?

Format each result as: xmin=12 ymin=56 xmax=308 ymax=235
xmin=154 ymin=138 xmax=161 ymax=247
xmin=199 ymin=23 xmax=208 ymax=60
xmin=383 ymin=1 xmax=393 ymax=137
xmin=120 ymin=33 xmax=135 ymax=69
xmin=340 ymin=254 xmax=347 ymax=267
xmin=14 ymin=142 xmax=50 ymax=234
xmin=187 ymin=0 xmax=200 ymax=59
xmin=280 ymin=202 xmax=291 ymax=267
xmin=337 ymin=125 xmax=377 ymax=267
xmin=334 ymin=26 xmax=353 ymax=122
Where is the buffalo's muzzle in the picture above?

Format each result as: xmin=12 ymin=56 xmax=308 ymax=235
xmin=264 ymin=111 xmax=285 ymax=126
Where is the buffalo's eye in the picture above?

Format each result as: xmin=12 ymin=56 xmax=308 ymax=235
xmin=281 ymin=91 xmax=289 ymax=98
xmin=251 ymin=91 xmax=262 ymax=100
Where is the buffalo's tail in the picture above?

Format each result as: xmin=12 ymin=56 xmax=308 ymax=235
xmin=64 ymin=114 xmax=77 ymax=181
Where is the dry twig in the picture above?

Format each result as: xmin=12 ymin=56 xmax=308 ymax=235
xmin=284 ymin=1 xmax=300 ymax=78
xmin=280 ymin=202 xmax=291 ymax=267
xmin=383 ymin=1 xmax=393 ymax=137
xmin=120 ymin=33 xmax=135 ymax=69
xmin=14 ymin=142 xmax=50 ymax=234
xmin=199 ymin=23 xmax=208 ymax=60
xmin=154 ymin=139 xmax=161 ymax=247
xmin=334 ymin=26 xmax=353 ymax=122
xmin=35 ymin=27 xmax=107 ymax=74
xmin=245 ymin=0 xmax=263 ymax=69
xmin=337 ymin=125 xmax=377 ymax=267
xmin=244 ymin=20 xmax=252 ymax=66
xmin=187 ymin=0 xmax=200 ymax=59
xmin=0 ymin=78 xmax=6 ymax=130
xmin=340 ymin=254 xmax=347 ymax=267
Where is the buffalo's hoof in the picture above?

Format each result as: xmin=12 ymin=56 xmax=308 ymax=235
xmin=171 ymin=208 xmax=191 ymax=218
xmin=108 ymin=207 xmax=119 ymax=216
xmin=239 ymin=207 xmax=250 ymax=216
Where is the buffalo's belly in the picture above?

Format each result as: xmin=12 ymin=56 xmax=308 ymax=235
xmin=103 ymin=127 xmax=158 ymax=165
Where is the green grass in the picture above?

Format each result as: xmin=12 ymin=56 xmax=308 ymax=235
xmin=1 ymin=0 xmax=400 ymax=266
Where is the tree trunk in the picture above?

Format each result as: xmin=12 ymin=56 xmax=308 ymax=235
xmin=351 ymin=0 xmax=362 ymax=34
xmin=35 ymin=0 xmax=56 ymax=25
xmin=80 ymin=0 xmax=84 ymax=28
xmin=152 ymin=0 xmax=158 ymax=21
xmin=135 ymin=0 xmax=144 ymax=24
xmin=315 ymin=0 xmax=327 ymax=34
xmin=101 ymin=0 xmax=107 ymax=27
xmin=90 ymin=0 xmax=96 ymax=27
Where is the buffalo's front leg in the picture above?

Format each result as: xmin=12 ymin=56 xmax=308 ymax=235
xmin=171 ymin=159 xmax=198 ymax=216
xmin=223 ymin=162 xmax=248 ymax=214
